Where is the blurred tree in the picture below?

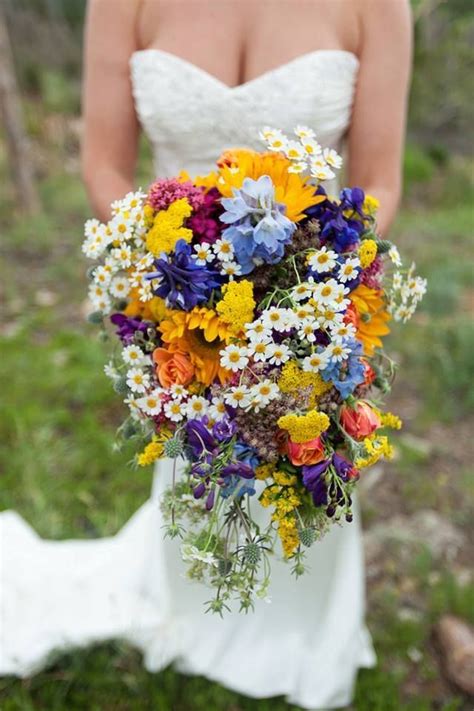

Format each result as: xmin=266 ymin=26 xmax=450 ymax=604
xmin=0 ymin=2 xmax=39 ymax=213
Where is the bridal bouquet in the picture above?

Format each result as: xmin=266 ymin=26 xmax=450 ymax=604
xmin=83 ymin=126 xmax=426 ymax=612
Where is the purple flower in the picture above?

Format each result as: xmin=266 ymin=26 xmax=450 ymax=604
xmin=332 ymin=453 xmax=359 ymax=482
xmin=110 ymin=313 xmax=151 ymax=345
xmin=145 ymin=239 xmax=222 ymax=311
xmin=186 ymin=418 xmax=217 ymax=458
xmin=212 ymin=417 xmax=237 ymax=442
xmin=302 ymin=459 xmax=331 ymax=506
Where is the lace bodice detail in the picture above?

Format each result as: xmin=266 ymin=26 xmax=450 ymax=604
xmin=130 ymin=49 xmax=359 ymax=178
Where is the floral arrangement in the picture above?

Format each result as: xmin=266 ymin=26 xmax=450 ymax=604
xmin=83 ymin=126 xmax=426 ymax=613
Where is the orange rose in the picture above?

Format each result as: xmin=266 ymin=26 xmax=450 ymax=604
xmin=361 ymin=359 xmax=376 ymax=386
xmin=286 ymin=436 xmax=326 ymax=466
xmin=153 ymin=348 xmax=194 ymax=388
xmin=340 ymin=401 xmax=381 ymax=441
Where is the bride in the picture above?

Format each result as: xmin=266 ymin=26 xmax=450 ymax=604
xmin=0 ymin=0 xmax=411 ymax=707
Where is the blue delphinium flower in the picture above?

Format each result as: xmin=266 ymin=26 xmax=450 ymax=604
xmin=321 ymin=338 xmax=366 ymax=399
xmin=220 ymin=175 xmax=296 ymax=274
xmin=305 ymin=185 xmax=368 ymax=254
xmin=145 ymin=239 xmax=222 ymax=310
xmin=220 ymin=442 xmax=259 ymax=499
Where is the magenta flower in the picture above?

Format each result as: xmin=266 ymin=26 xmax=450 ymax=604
xmin=147 ymin=178 xmax=205 ymax=212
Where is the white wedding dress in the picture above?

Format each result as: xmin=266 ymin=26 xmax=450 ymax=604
xmin=0 ymin=49 xmax=376 ymax=708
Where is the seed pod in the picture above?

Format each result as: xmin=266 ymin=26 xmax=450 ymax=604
xmin=299 ymin=527 xmax=317 ymax=547
xmin=164 ymin=437 xmax=184 ymax=459
xmin=113 ymin=376 xmax=128 ymax=395
xmin=87 ymin=311 xmax=104 ymax=325
xmin=243 ymin=542 xmax=261 ymax=566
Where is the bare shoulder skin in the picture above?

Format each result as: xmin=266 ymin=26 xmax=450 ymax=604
xmin=82 ymin=0 xmax=412 ymax=233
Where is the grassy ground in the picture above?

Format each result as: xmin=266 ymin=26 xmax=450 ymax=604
xmin=0 ymin=120 xmax=473 ymax=709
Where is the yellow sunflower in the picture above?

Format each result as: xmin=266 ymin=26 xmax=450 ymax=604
xmin=349 ymin=284 xmax=391 ymax=355
xmin=159 ymin=307 xmax=234 ymax=386
xmin=194 ymin=149 xmax=325 ymax=222
xmin=124 ymin=290 xmax=170 ymax=323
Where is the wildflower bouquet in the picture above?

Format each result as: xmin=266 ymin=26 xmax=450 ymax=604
xmin=83 ymin=126 xmax=426 ymax=612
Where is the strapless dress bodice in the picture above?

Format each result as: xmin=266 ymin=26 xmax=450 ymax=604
xmin=130 ymin=48 xmax=359 ymax=178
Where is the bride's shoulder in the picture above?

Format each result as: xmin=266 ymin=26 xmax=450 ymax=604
xmin=355 ymin=0 xmax=412 ymax=53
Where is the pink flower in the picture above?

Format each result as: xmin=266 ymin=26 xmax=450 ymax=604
xmin=340 ymin=401 xmax=381 ymax=441
xmin=147 ymin=178 xmax=205 ymax=211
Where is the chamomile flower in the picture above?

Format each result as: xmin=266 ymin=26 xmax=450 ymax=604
xmin=266 ymin=132 xmax=288 ymax=152
xmin=124 ymin=396 xmax=142 ymax=420
xmin=220 ymin=344 xmax=249 ymax=372
xmin=322 ymin=147 xmax=343 ymax=169
xmin=186 ymin=396 xmax=209 ymax=418
xmin=300 ymin=137 xmax=322 ymax=157
xmin=248 ymin=380 xmax=280 ymax=411
xmin=164 ymin=400 xmax=185 ymax=422
xmin=82 ymin=238 xmax=101 ymax=259
xmin=313 ymin=278 xmax=343 ymax=305
xmin=126 ymin=368 xmax=151 ymax=394
xmin=388 ymin=245 xmax=402 ymax=267
xmin=138 ymin=281 xmax=154 ymax=302
xmin=110 ymin=276 xmax=131 ymax=299
xmin=406 ymin=276 xmax=427 ymax=301
xmin=316 ymin=307 xmax=345 ymax=328
xmin=109 ymin=214 xmax=134 ymax=242
xmin=392 ymin=272 xmax=402 ymax=290
xmin=294 ymin=125 xmax=316 ymax=140
xmin=393 ymin=304 xmax=416 ymax=322
xmin=170 ymin=384 xmax=187 ymax=400
xmin=89 ymin=283 xmax=107 ymax=301
xmin=329 ymin=322 xmax=357 ymax=342
xmin=220 ymin=261 xmax=242 ymax=279
xmin=84 ymin=218 xmax=102 ymax=239
xmin=308 ymin=246 xmax=338 ymax=273
xmin=122 ymin=344 xmax=147 ymax=366
xmin=292 ymin=278 xmax=316 ymax=302
xmin=248 ymin=339 xmax=272 ymax=362
xmin=338 ymin=256 xmax=361 ymax=283
xmin=293 ymin=303 xmax=315 ymax=321
xmin=208 ymin=398 xmax=227 ymax=422
xmin=284 ymin=140 xmax=306 ymax=162
xmin=297 ymin=317 xmax=319 ymax=343
xmin=259 ymin=126 xmax=280 ymax=141
xmin=287 ymin=162 xmax=307 ymax=174
xmin=213 ymin=238 xmax=234 ymax=262
xmin=91 ymin=294 xmax=112 ymax=314
xmin=262 ymin=307 xmax=294 ymax=332
xmin=302 ymin=350 xmax=330 ymax=373
xmin=112 ymin=245 xmax=133 ymax=268
xmin=137 ymin=391 xmax=163 ymax=416
xmin=326 ymin=341 xmax=351 ymax=363
xmin=265 ymin=342 xmax=291 ymax=366
xmin=193 ymin=242 xmax=214 ymax=265
xmin=224 ymin=385 xmax=252 ymax=409
xmin=121 ymin=190 xmax=146 ymax=214
xmin=310 ymin=158 xmax=335 ymax=182
xmin=245 ymin=319 xmax=272 ymax=342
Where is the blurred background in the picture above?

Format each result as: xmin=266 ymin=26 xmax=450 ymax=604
xmin=0 ymin=0 xmax=473 ymax=709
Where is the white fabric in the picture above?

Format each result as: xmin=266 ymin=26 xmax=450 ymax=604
xmin=0 ymin=48 xmax=376 ymax=708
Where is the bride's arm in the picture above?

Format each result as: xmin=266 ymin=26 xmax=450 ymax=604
xmin=348 ymin=0 xmax=412 ymax=236
xmin=82 ymin=0 xmax=140 ymax=222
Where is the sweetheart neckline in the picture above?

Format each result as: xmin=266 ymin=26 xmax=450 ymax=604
xmin=131 ymin=47 xmax=359 ymax=92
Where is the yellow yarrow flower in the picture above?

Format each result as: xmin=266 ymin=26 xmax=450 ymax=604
xmin=273 ymin=470 xmax=298 ymax=487
xmin=216 ymin=279 xmax=256 ymax=334
xmin=145 ymin=198 xmax=193 ymax=255
xmin=363 ymin=194 xmax=380 ymax=216
xmin=277 ymin=410 xmax=330 ymax=443
xmin=355 ymin=434 xmax=394 ymax=469
xmin=278 ymin=516 xmax=300 ymax=557
xmin=255 ymin=463 xmax=275 ymax=481
xmin=277 ymin=360 xmax=331 ymax=409
xmin=380 ymin=412 xmax=403 ymax=430
xmin=137 ymin=429 xmax=173 ymax=467
xmin=359 ymin=239 xmax=378 ymax=268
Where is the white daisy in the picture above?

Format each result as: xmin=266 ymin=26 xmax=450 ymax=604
xmin=291 ymin=278 xmax=316 ymax=302
xmin=220 ymin=261 xmax=242 ymax=279
xmin=84 ymin=218 xmax=102 ymax=239
xmin=208 ymin=398 xmax=227 ymax=422
xmin=248 ymin=380 xmax=280 ymax=411
xmin=109 ymin=214 xmax=134 ymax=242
xmin=89 ymin=283 xmax=107 ymax=301
xmin=126 ymin=368 xmax=151 ymax=394
xmin=322 ymin=147 xmax=343 ymax=169
xmin=122 ymin=345 xmax=147 ymax=366
xmin=103 ymin=362 xmax=119 ymax=380
xmin=124 ymin=396 xmax=142 ymax=420
xmin=164 ymin=400 xmax=185 ymax=422
xmin=294 ymin=125 xmax=316 ymax=140
xmin=307 ymin=246 xmax=338 ymax=273
xmin=137 ymin=391 xmax=163 ymax=416
xmin=329 ymin=322 xmax=357 ymax=342
xmin=293 ymin=304 xmax=315 ymax=321
xmin=245 ymin=319 xmax=272 ymax=342
xmin=262 ymin=307 xmax=294 ymax=332
xmin=186 ymin=396 xmax=209 ymax=418
xmin=170 ymin=384 xmax=187 ymax=400
xmin=313 ymin=278 xmax=342 ymax=305
xmin=287 ymin=162 xmax=307 ymax=174
xmin=392 ymin=272 xmax=403 ymax=290
xmin=111 ymin=245 xmax=133 ymax=268
xmin=138 ymin=281 xmax=154 ymax=302
xmin=300 ymin=137 xmax=322 ymax=157
xmin=220 ymin=344 xmax=249 ymax=372
xmin=302 ymin=350 xmax=330 ymax=373
xmin=310 ymin=159 xmax=336 ymax=182
xmin=193 ymin=242 xmax=214 ymax=265
xmin=317 ymin=307 xmax=345 ymax=329
xmin=91 ymin=294 xmax=112 ymax=314
xmin=265 ymin=342 xmax=291 ymax=366
xmin=248 ymin=339 xmax=272 ymax=362
xmin=110 ymin=276 xmax=131 ymax=299
xmin=266 ymin=133 xmax=287 ymax=152
xmin=338 ymin=257 xmax=361 ymax=283
xmin=259 ymin=126 xmax=280 ymax=141
xmin=213 ymin=238 xmax=235 ymax=262
xmin=284 ymin=140 xmax=306 ymax=162
xmin=224 ymin=386 xmax=251 ymax=409
xmin=326 ymin=341 xmax=351 ymax=363
xmin=297 ymin=318 xmax=319 ymax=343
xmin=388 ymin=246 xmax=402 ymax=267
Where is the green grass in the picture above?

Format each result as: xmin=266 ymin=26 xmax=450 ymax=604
xmin=1 ymin=142 xmax=473 ymax=709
